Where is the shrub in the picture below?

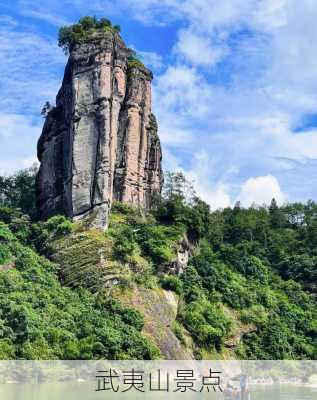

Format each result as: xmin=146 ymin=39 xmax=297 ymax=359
xmin=0 ymin=222 xmax=14 ymax=241
xmin=112 ymin=225 xmax=138 ymax=263
xmin=172 ymin=321 xmax=186 ymax=345
xmin=30 ymin=215 xmax=73 ymax=253
xmin=0 ymin=207 xmax=16 ymax=224
xmin=58 ymin=16 xmax=121 ymax=53
xmin=0 ymin=243 xmax=11 ymax=264
xmin=181 ymin=266 xmax=203 ymax=302
xmin=134 ymin=269 xmax=157 ymax=289
xmin=127 ymin=57 xmax=145 ymax=70
xmin=105 ymin=300 xmax=144 ymax=331
xmin=45 ymin=215 xmax=73 ymax=237
xmin=240 ymin=305 xmax=268 ymax=326
xmin=111 ymin=201 xmax=138 ymax=216
xmin=235 ymin=255 xmax=269 ymax=283
xmin=160 ymin=274 xmax=183 ymax=295
xmin=180 ymin=300 xmax=232 ymax=350
xmin=136 ymin=224 xmax=180 ymax=265
xmin=0 ymin=228 xmax=160 ymax=359
xmin=0 ymin=339 xmax=15 ymax=359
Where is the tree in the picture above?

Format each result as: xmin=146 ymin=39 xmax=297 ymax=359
xmin=58 ymin=16 xmax=119 ymax=54
xmin=97 ymin=18 xmax=111 ymax=28
xmin=0 ymin=165 xmax=38 ymax=219
xmin=269 ymin=198 xmax=286 ymax=228
xmin=162 ymin=171 xmax=196 ymax=204
xmin=78 ymin=16 xmax=97 ymax=30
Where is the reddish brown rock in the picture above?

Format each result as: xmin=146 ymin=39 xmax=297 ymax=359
xmin=36 ymin=31 xmax=163 ymax=228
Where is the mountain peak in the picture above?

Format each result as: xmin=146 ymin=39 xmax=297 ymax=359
xmin=36 ymin=18 xmax=163 ymax=228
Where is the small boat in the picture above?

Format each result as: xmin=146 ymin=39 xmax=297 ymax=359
xmin=223 ymin=374 xmax=251 ymax=400
xmin=223 ymin=387 xmax=251 ymax=400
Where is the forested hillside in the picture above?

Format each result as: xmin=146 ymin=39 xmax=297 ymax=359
xmin=0 ymin=167 xmax=316 ymax=359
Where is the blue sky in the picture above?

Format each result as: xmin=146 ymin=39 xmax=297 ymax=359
xmin=1 ymin=0 xmax=317 ymax=208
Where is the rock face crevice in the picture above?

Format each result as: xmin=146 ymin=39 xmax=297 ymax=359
xmin=36 ymin=32 xmax=163 ymax=228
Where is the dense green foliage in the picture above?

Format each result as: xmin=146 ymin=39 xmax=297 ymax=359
xmin=154 ymin=173 xmax=317 ymax=359
xmin=109 ymin=202 xmax=183 ymax=266
xmin=0 ymin=165 xmax=37 ymax=220
xmin=127 ymin=57 xmax=146 ymax=70
xmin=0 ymin=168 xmax=316 ymax=360
xmin=58 ymin=16 xmax=121 ymax=53
xmin=0 ymin=217 xmax=159 ymax=359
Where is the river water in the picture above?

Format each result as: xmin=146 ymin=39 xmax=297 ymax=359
xmin=0 ymin=382 xmax=316 ymax=400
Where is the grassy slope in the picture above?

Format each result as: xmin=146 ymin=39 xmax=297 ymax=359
xmin=0 ymin=200 xmax=316 ymax=360
xmin=50 ymin=209 xmax=192 ymax=359
xmin=49 ymin=203 xmax=317 ymax=360
xmin=0 ymin=219 xmax=160 ymax=359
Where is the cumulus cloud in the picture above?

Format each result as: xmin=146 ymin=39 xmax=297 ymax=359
xmin=0 ymin=114 xmax=39 ymax=138
xmin=150 ymin=0 xmax=317 ymax=204
xmin=0 ymin=14 xmax=64 ymax=174
xmin=153 ymin=65 xmax=214 ymax=122
xmin=195 ymin=181 xmax=231 ymax=210
xmin=236 ymin=175 xmax=286 ymax=207
xmin=174 ymin=29 xmax=229 ymax=66
xmin=1 ymin=0 xmax=317 ymax=205
xmin=0 ymin=113 xmax=42 ymax=174
xmin=176 ymin=151 xmax=232 ymax=209
xmin=18 ymin=0 xmax=71 ymax=26
xmin=0 ymin=17 xmax=64 ymax=114
xmin=138 ymin=51 xmax=164 ymax=71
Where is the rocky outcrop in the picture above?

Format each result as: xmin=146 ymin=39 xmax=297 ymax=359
xmin=114 ymin=285 xmax=194 ymax=359
xmin=36 ymin=31 xmax=163 ymax=228
xmin=161 ymin=231 xmax=199 ymax=275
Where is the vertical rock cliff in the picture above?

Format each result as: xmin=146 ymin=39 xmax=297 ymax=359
xmin=36 ymin=31 xmax=163 ymax=228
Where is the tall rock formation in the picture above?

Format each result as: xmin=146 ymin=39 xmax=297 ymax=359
xmin=36 ymin=30 xmax=163 ymax=228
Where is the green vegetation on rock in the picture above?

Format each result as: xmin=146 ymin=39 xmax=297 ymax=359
xmin=0 ymin=215 xmax=160 ymax=359
xmin=0 ymin=168 xmax=316 ymax=360
xmin=58 ymin=16 xmax=121 ymax=53
xmin=127 ymin=57 xmax=146 ymax=70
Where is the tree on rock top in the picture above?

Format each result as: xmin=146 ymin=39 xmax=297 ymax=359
xmin=58 ymin=16 xmax=121 ymax=54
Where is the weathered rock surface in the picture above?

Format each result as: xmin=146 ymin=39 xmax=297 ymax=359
xmin=114 ymin=285 xmax=194 ymax=359
xmin=36 ymin=31 xmax=163 ymax=228
xmin=161 ymin=231 xmax=199 ymax=275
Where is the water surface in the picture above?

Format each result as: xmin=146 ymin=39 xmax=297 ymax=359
xmin=0 ymin=382 xmax=316 ymax=400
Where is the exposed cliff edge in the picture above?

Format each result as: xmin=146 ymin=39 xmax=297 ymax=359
xmin=36 ymin=29 xmax=163 ymax=228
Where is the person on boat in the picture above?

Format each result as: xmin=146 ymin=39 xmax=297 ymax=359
xmin=240 ymin=374 xmax=248 ymax=400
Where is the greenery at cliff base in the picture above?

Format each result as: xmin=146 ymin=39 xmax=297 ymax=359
xmin=0 ymin=167 xmax=316 ymax=360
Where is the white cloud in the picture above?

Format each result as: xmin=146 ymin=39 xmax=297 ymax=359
xmin=0 ymin=113 xmax=41 ymax=139
xmin=0 ymin=16 xmax=64 ymax=115
xmin=0 ymin=113 xmax=42 ymax=174
xmin=175 ymin=29 xmax=229 ymax=66
xmin=236 ymin=175 xmax=286 ymax=207
xmin=0 ymin=15 xmax=18 ymax=27
xmin=138 ymin=51 xmax=164 ymax=71
xmin=149 ymin=0 xmax=317 ymax=204
xmin=18 ymin=0 xmax=71 ymax=26
xmin=0 ymin=15 xmax=64 ymax=174
xmin=0 ymin=156 xmax=38 ymax=175
xmin=196 ymin=181 xmax=231 ymax=210
xmin=159 ymin=125 xmax=194 ymax=147
xmin=153 ymin=65 xmax=214 ymax=122
xmin=180 ymin=151 xmax=232 ymax=209
xmin=20 ymin=9 xmax=70 ymax=26
xmin=2 ymin=0 xmax=317 ymax=204
xmin=21 ymin=156 xmax=38 ymax=168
